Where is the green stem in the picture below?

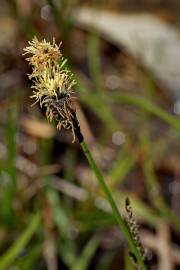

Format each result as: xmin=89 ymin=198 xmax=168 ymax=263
xmin=110 ymin=93 xmax=180 ymax=133
xmin=80 ymin=141 xmax=148 ymax=270
xmin=0 ymin=213 xmax=40 ymax=270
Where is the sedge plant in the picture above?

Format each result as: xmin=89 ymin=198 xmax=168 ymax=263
xmin=23 ymin=37 xmax=148 ymax=270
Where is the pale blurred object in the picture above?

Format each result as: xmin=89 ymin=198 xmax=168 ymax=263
xmin=106 ymin=74 xmax=121 ymax=90
xmin=174 ymin=100 xmax=180 ymax=115
xmin=112 ymin=131 xmax=126 ymax=145
xmin=21 ymin=117 xmax=56 ymax=138
xmin=74 ymin=8 xmax=180 ymax=101
xmin=41 ymin=5 xmax=53 ymax=21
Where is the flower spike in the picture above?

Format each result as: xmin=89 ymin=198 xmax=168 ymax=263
xmin=23 ymin=37 xmax=83 ymax=143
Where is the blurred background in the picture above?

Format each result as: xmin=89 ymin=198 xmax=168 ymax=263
xmin=0 ymin=0 xmax=180 ymax=269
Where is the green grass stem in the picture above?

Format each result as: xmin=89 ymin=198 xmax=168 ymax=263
xmin=111 ymin=93 xmax=180 ymax=133
xmin=80 ymin=141 xmax=148 ymax=270
xmin=0 ymin=214 xmax=40 ymax=270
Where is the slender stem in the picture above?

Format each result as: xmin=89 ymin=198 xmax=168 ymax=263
xmin=110 ymin=93 xmax=180 ymax=133
xmin=80 ymin=140 xmax=148 ymax=270
xmin=0 ymin=213 xmax=40 ymax=270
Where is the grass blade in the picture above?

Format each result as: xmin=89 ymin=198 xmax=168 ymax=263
xmin=111 ymin=93 xmax=180 ymax=132
xmin=0 ymin=213 xmax=41 ymax=270
xmin=80 ymin=141 xmax=148 ymax=270
xmin=71 ymin=236 xmax=100 ymax=270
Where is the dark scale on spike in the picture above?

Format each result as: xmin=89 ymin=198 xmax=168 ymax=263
xmin=42 ymin=93 xmax=84 ymax=143
xmin=129 ymin=252 xmax=138 ymax=264
xmin=44 ymin=48 xmax=49 ymax=53
xmin=125 ymin=197 xmax=149 ymax=267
